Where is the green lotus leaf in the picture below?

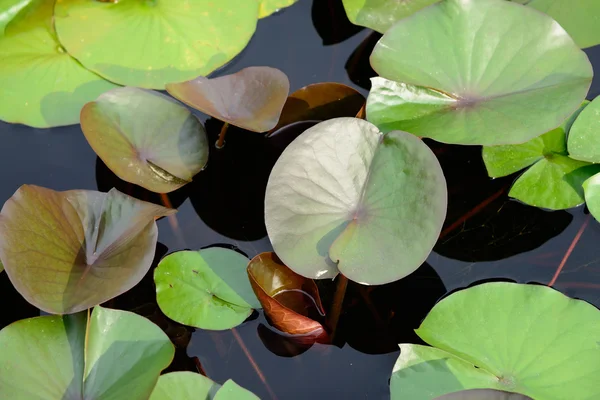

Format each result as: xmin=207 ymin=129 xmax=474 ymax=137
xmin=167 ymin=67 xmax=290 ymax=133
xmin=435 ymin=389 xmax=532 ymax=400
xmin=0 ymin=0 xmax=118 ymax=128
xmin=568 ymin=97 xmax=600 ymax=163
xmin=516 ymin=0 xmax=600 ymax=49
xmin=154 ymin=248 xmax=261 ymax=330
xmin=54 ymin=0 xmax=259 ymax=89
xmin=81 ymin=87 xmax=209 ymax=194
xmin=149 ymin=372 xmax=220 ymax=400
xmin=391 ymin=282 xmax=600 ymax=400
xmin=483 ymin=103 xmax=600 ymax=210
xmin=259 ymin=0 xmax=298 ymax=18
xmin=583 ymin=173 xmax=600 ymax=222
xmin=0 ymin=306 xmax=174 ymax=400
xmin=367 ymin=0 xmax=592 ymax=146
xmin=0 ymin=259 xmax=3 ymax=273
xmin=264 ymin=117 xmax=447 ymax=285
xmin=213 ymin=380 xmax=260 ymax=400
xmin=341 ymin=0 xmax=439 ymax=33
xmin=0 ymin=185 xmax=174 ymax=314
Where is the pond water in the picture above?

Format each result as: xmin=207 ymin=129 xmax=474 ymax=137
xmin=2 ymin=1 xmax=600 ymax=399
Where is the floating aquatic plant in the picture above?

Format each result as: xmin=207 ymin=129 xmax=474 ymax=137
xmin=341 ymin=0 xmax=438 ymax=33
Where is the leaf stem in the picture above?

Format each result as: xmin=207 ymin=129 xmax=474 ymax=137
xmin=216 ymin=122 xmax=229 ymax=149
xmin=328 ymin=274 xmax=348 ymax=342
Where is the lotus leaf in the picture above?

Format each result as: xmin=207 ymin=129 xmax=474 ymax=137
xmin=270 ymin=82 xmax=366 ymax=132
xmin=483 ymin=103 xmax=600 ymax=210
xmin=149 ymin=372 xmax=220 ymax=400
xmin=0 ymin=306 xmax=174 ymax=400
xmin=341 ymin=0 xmax=439 ymax=33
xmin=259 ymin=0 xmax=298 ymax=18
xmin=435 ymin=389 xmax=532 ymax=400
xmin=265 ymin=117 xmax=447 ymax=285
xmin=81 ymin=87 xmax=209 ymax=194
xmin=154 ymin=248 xmax=260 ymax=330
xmin=583 ymin=173 xmax=600 ymax=222
xmin=0 ymin=0 xmax=117 ymax=128
xmin=213 ymin=380 xmax=260 ymax=400
xmin=167 ymin=66 xmax=290 ymax=133
xmin=390 ymin=282 xmax=600 ymax=400
xmin=0 ymin=185 xmax=174 ymax=314
xmin=247 ymin=252 xmax=328 ymax=340
xmin=367 ymin=0 xmax=592 ymax=146
xmin=54 ymin=0 xmax=259 ymax=89
xmin=567 ymin=97 xmax=600 ymax=163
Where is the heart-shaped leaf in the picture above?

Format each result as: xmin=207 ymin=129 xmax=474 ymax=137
xmin=583 ymin=173 xmax=600 ymax=222
xmin=265 ymin=117 xmax=447 ymax=285
xmin=247 ymin=252 xmax=328 ymax=339
xmin=341 ymin=0 xmax=439 ymax=33
xmin=269 ymin=82 xmax=365 ymax=133
xmin=0 ymin=185 xmax=174 ymax=314
xmin=154 ymin=248 xmax=260 ymax=330
xmin=259 ymin=0 xmax=298 ymax=18
xmin=568 ymin=96 xmax=600 ymax=162
xmin=149 ymin=372 xmax=220 ymax=400
xmin=390 ymin=282 xmax=600 ymax=400
xmin=0 ymin=306 xmax=174 ymax=400
xmin=483 ymin=103 xmax=600 ymax=210
xmin=0 ymin=0 xmax=117 ymax=128
xmin=54 ymin=0 xmax=258 ymax=89
xmin=81 ymin=87 xmax=209 ymax=194
xmin=435 ymin=389 xmax=532 ymax=400
xmin=167 ymin=66 xmax=290 ymax=133
xmin=367 ymin=0 xmax=592 ymax=146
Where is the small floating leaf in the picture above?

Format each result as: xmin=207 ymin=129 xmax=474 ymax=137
xmin=54 ymin=0 xmax=259 ymax=89
xmin=435 ymin=389 xmax=532 ymax=400
xmin=265 ymin=117 xmax=447 ymax=285
xmin=583 ymin=173 xmax=600 ymax=222
xmin=0 ymin=306 xmax=174 ymax=400
xmin=247 ymin=252 xmax=328 ymax=339
xmin=167 ymin=66 xmax=290 ymax=133
xmin=367 ymin=0 xmax=592 ymax=145
xmin=154 ymin=248 xmax=260 ymax=330
xmin=213 ymin=380 xmax=260 ymax=400
xmin=149 ymin=372 xmax=220 ymax=400
xmin=0 ymin=185 xmax=174 ymax=314
xmin=270 ymin=82 xmax=365 ymax=133
xmin=390 ymin=282 xmax=600 ymax=399
xmin=0 ymin=0 xmax=117 ymax=127
xmin=81 ymin=87 xmax=209 ymax=194
xmin=259 ymin=0 xmax=298 ymax=18
xmin=568 ymin=97 xmax=600 ymax=162
xmin=342 ymin=0 xmax=439 ymax=33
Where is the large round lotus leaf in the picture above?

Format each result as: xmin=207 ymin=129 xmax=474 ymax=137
xmin=149 ymin=372 xmax=220 ymax=400
xmin=0 ymin=185 xmax=174 ymax=314
xmin=166 ymin=67 xmax=290 ymax=133
xmin=367 ymin=0 xmax=592 ymax=146
xmin=213 ymin=380 xmax=260 ymax=400
xmin=81 ymin=87 xmax=209 ymax=194
xmin=259 ymin=0 xmax=298 ymax=18
xmin=265 ymin=117 xmax=447 ymax=285
xmin=390 ymin=282 xmax=600 ymax=400
xmin=54 ymin=0 xmax=259 ymax=89
xmin=0 ymin=0 xmax=117 ymax=128
xmin=435 ymin=389 xmax=532 ymax=400
xmin=341 ymin=0 xmax=439 ymax=33
xmin=0 ymin=306 xmax=174 ymax=400
xmin=519 ymin=0 xmax=600 ymax=49
xmin=583 ymin=173 xmax=600 ymax=222
xmin=568 ymin=97 xmax=600 ymax=163
xmin=154 ymin=248 xmax=260 ymax=330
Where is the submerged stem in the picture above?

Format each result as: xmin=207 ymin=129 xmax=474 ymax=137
xmin=216 ymin=122 xmax=229 ymax=149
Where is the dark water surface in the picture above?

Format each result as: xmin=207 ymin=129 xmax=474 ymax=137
xmin=2 ymin=1 xmax=600 ymax=399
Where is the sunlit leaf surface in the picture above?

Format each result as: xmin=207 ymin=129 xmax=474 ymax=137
xmin=81 ymin=87 xmax=209 ymax=194
xmin=54 ymin=0 xmax=259 ymax=89
xmin=367 ymin=0 xmax=592 ymax=145
xmin=0 ymin=185 xmax=174 ymax=314
xmin=342 ymin=0 xmax=438 ymax=33
xmin=568 ymin=97 xmax=600 ymax=163
xmin=391 ymin=282 xmax=600 ymax=399
xmin=583 ymin=173 xmax=600 ymax=222
xmin=259 ymin=0 xmax=298 ymax=18
xmin=149 ymin=372 xmax=220 ymax=400
xmin=0 ymin=0 xmax=117 ymax=127
xmin=265 ymin=117 xmax=447 ymax=285
xmin=435 ymin=389 xmax=532 ymax=400
xmin=0 ymin=306 xmax=174 ymax=400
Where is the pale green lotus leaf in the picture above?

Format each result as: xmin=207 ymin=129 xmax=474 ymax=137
xmin=0 ymin=306 xmax=174 ymax=400
xmin=0 ymin=185 xmax=174 ymax=314
xmin=54 ymin=0 xmax=259 ymax=89
xmin=583 ymin=173 xmax=600 ymax=222
xmin=265 ymin=117 xmax=446 ymax=285
xmin=154 ymin=248 xmax=260 ymax=330
xmin=341 ymin=0 xmax=439 ymax=32
xmin=391 ymin=282 xmax=600 ymax=400
xmin=0 ymin=0 xmax=118 ymax=128
xmin=214 ymin=380 xmax=260 ymax=400
xmin=81 ymin=87 xmax=209 ymax=194
xmin=149 ymin=372 xmax=220 ymax=400
xmin=568 ymin=97 xmax=600 ymax=163
xmin=435 ymin=389 xmax=532 ymax=400
xmin=368 ymin=0 xmax=592 ymax=146
xmin=259 ymin=0 xmax=298 ymax=18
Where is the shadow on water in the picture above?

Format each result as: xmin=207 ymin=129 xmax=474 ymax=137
xmin=345 ymin=31 xmax=381 ymax=91
xmin=311 ymin=0 xmax=364 ymax=45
